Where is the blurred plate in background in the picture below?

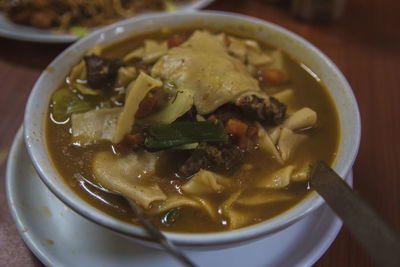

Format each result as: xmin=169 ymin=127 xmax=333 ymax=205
xmin=0 ymin=0 xmax=214 ymax=43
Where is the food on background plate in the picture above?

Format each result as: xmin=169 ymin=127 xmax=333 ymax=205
xmin=46 ymin=29 xmax=339 ymax=233
xmin=0 ymin=0 xmax=194 ymax=37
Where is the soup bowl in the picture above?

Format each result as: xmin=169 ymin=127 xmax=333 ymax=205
xmin=24 ymin=11 xmax=361 ymax=249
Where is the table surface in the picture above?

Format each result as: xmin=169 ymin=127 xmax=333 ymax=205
xmin=0 ymin=0 xmax=399 ymax=266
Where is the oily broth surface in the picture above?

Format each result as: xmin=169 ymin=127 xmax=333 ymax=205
xmin=46 ymin=28 xmax=339 ymax=233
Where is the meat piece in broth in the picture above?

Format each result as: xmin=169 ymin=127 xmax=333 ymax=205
xmin=235 ymin=94 xmax=286 ymax=125
xmin=84 ymin=55 xmax=123 ymax=89
xmin=178 ymin=144 xmax=245 ymax=178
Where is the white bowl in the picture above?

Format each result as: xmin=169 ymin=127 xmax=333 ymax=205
xmin=24 ymin=11 xmax=361 ymax=249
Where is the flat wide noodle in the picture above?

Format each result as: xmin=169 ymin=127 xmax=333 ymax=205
xmin=278 ymin=128 xmax=308 ymax=161
xmin=113 ymin=72 xmax=162 ymax=143
xmin=237 ymin=191 xmax=294 ymax=205
xmin=272 ymin=89 xmax=294 ymax=104
xmin=257 ymin=165 xmax=295 ymax=188
xmin=291 ymin=162 xmax=312 ymax=182
xmin=123 ymin=40 xmax=168 ymax=64
xmin=92 ymin=151 xmax=166 ymax=208
xmin=151 ymin=30 xmax=261 ymax=114
xmin=71 ymin=107 xmax=122 ymax=146
xmin=148 ymin=195 xmax=218 ymax=220
xmin=282 ymin=107 xmax=317 ymax=131
xmin=226 ymin=209 xmax=253 ymax=229
xmin=115 ymin=66 xmax=137 ymax=88
xmin=255 ymin=122 xmax=283 ymax=164
xmin=181 ymin=169 xmax=227 ymax=195
xmin=138 ymin=88 xmax=194 ymax=125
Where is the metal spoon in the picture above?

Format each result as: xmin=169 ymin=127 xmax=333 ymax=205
xmin=311 ymin=161 xmax=400 ymax=267
xmin=79 ymin=176 xmax=197 ymax=267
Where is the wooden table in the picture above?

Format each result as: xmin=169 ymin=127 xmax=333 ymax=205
xmin=0 ymin=0 xmax=399 ymax=266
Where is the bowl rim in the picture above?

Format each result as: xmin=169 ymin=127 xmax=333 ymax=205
xmin=24 ymin=10 xmax=361 ymax=248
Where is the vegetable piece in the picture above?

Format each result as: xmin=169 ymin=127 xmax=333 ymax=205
xmin=113 ymin=72 xmax=163 ymax=143
xmin=124 ymin=133 xmax=145 ymax=148
xmin=51 ymin=89 xmax=92 ymax=122
xmin=135 ymin=97 xmax=157 ymax=119
xmin=261 ymin=69 xmax=285 ymax=84
xmin=246 ymin=125 xmax=257 ymax=138
xmin=144 ymin=120 xmax=228 ymax=151
xmin=207 ymin=115 xmax=217 ymax=121
xmin=225 ymin=118 xmax=249 ymax=149
xmin=225 ymin=119 xmax=248 ymax=138
xmin=161 ymin=208 xmax=180 ymax=227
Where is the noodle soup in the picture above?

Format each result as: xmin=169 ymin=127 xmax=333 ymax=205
xmin=46 ymin=28 xmax=339 ymax=233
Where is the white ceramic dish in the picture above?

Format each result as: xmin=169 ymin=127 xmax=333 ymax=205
xmin=23 ymin=11 xmax=361 ymax=249
xmin=7 ymin=127 xmax=353 ymax=266
xmin=0 ymin=0 xmax=214 ymax=43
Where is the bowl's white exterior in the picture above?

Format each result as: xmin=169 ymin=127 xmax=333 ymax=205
xmin=24 ymin=11 xmax=361 ymax=249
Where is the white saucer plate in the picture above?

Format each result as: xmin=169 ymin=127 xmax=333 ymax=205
xmin=0 ymin=0 xmax=214 ymax=43
xmin=6 ymin=128 xmax=351 ymax=267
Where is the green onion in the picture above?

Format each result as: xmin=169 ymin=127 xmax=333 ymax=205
xmin=144 ymin=120 xmax=228 ymax=151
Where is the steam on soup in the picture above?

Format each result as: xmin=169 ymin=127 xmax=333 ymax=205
xmin=46 ymin=29 xmax=339 ymax=233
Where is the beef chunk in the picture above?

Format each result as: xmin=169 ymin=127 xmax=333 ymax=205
xmin=178 ymin=144 xmax=245 ymax=178
xmin=210 ymin=104 xmax=243 ymax=123
xmin=205 ymin=145 xmax=244 ymax=171
xmin=235 ymin=95 xmax=286 ymax=125
xmin=178 ymin=150 xmax=208 ymax=178
xmin=84 ymin=55 xmax=123 ymax=89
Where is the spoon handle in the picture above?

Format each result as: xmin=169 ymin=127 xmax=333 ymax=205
xmin=311 ymin=161 xmax=400 ymax=267
xmin=127 ymin=201 xmax=197 ymax=267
